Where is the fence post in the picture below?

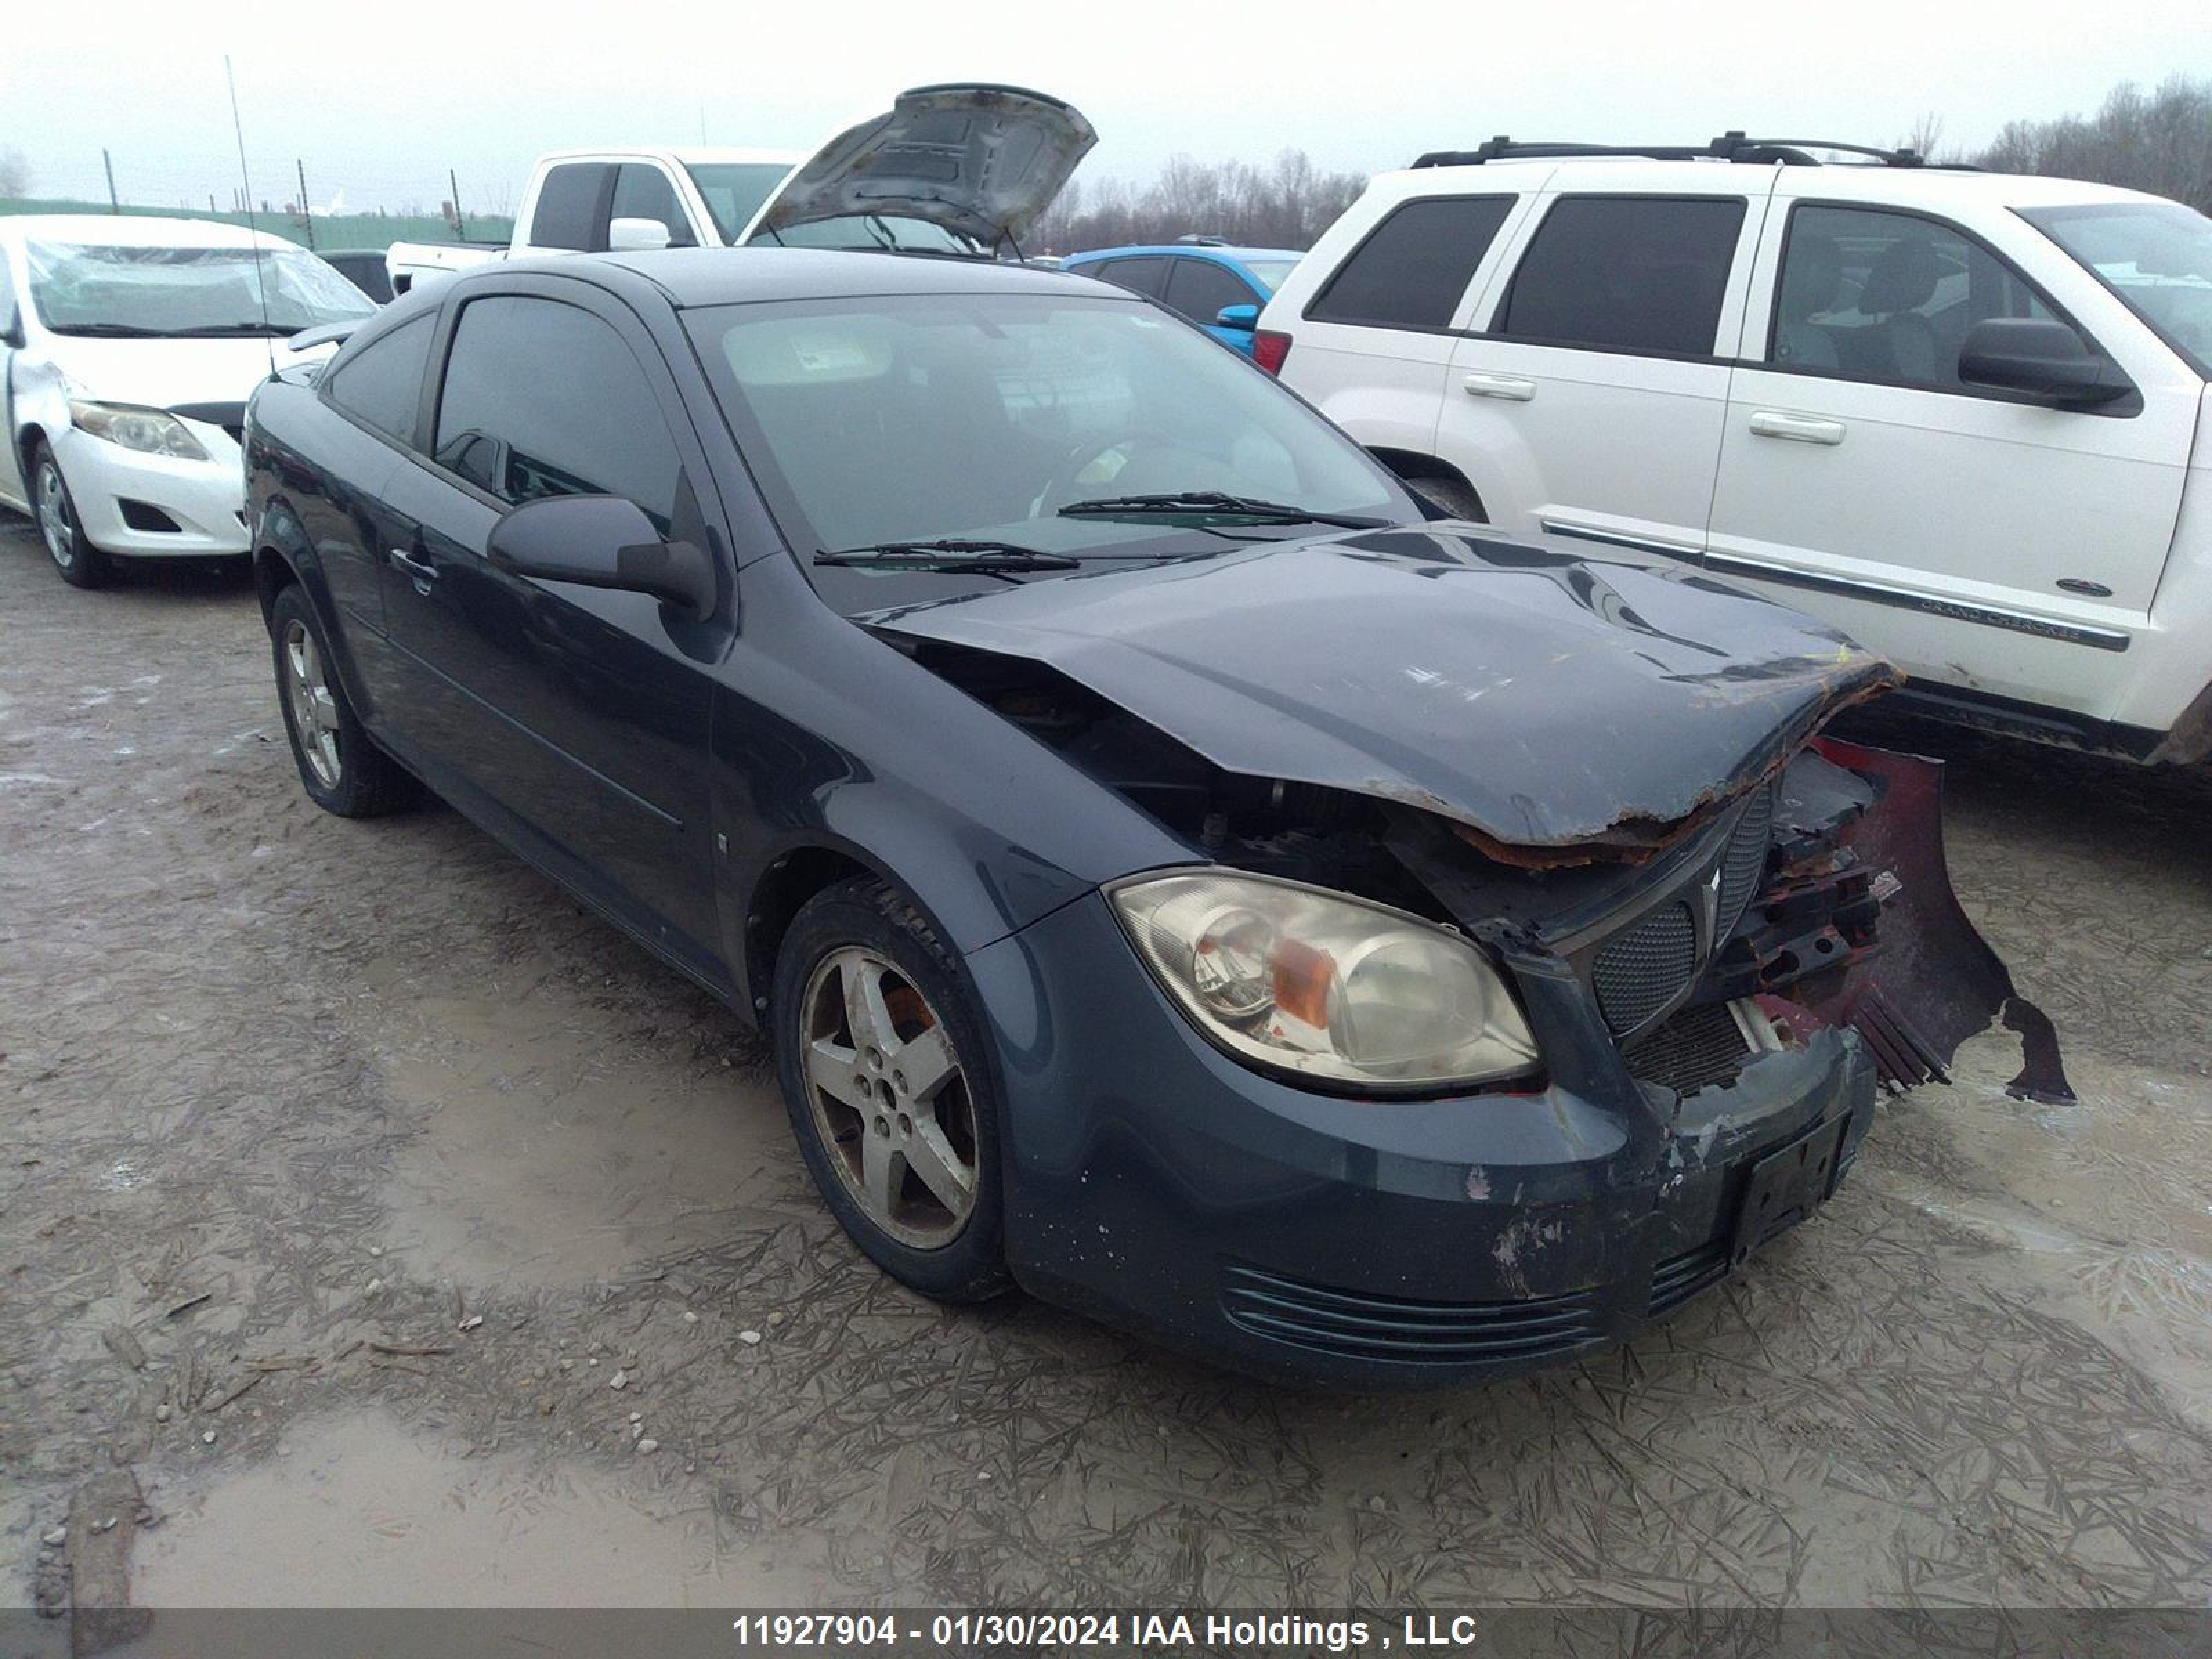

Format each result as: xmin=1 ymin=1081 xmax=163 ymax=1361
xmin=103 ymin=149 xmax=120 ymax=214
xmin=296 ymin=158 xmax=316 ymax=248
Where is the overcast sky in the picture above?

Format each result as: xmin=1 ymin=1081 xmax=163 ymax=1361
xmin=8 ymin=0 xmax=2206 ymax=214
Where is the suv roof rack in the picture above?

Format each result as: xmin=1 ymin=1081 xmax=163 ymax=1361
xmin=1174 ymin=234 xmax=1230 ymax=246
xmin=1410 ymin=131 xmax=1975 ymax=171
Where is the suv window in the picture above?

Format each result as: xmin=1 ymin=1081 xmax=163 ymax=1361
xmin=1308 ymin=197 xmax=1513 ymax=329
xmin=610 ymin=165 xmax=697 ymax=248
xmin=433 ymin=296 xmax=679 ymax=532
xmin=1774 ymin=205 xmax=2054 ymax=389
xmin=1496 ymin=196 xmax=1745 ymax=355
xmin=1163 ymin=259 xmax=1255 ymax=324
xmin=1094 ymin=256 xmax=1169 ymax=298
xmin=324 ymin=314 xmax=435 ymax=442
xmin=529 ymin=163 xmax=611 ymax=252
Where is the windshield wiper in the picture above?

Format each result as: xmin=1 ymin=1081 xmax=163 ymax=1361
xmin=45 ymin=322 xmax=171 ymax=337
xmin=1058 ymin=491 xmax=1389 ymax=529
xmin=814 ymin=538 xmax=1081 ymax=574
xmin=163 ymin=323 xmax=297 ymax=337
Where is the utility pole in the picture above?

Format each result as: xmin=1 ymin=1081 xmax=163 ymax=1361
xmin=102 ymin=149 xmax=120 ymax=214
xmin=295 ymin=158 xmax=316 ymax=247
xmin=449 ymin=169 xmax=462 ymax=235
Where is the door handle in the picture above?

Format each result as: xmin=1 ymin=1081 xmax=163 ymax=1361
xmin=1749 ymin=411 xmax=1846 ymax=446
xmin=388 ymin=547 xmax=438 ymax=588
xmin=1463 ymin=373 xmax=1538 ymax=402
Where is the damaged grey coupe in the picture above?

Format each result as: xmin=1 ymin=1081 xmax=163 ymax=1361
xmin=245 ymin=202 xmax=2050 ymax=1383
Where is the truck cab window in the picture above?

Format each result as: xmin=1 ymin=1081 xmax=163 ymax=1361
xmin=610 ymin=165 xmax=697 ymax=248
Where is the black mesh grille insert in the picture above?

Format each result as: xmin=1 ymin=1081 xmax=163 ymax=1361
xmin=1221 ymin=1264 xmax=1603 ymax=1365
xmin=1591 ymin=901 xmax=1698 ymax=1034
xmin=1624 ymin=1000 xmax=1754 ymax=1096
xmin=119 ymin=499 xmax=182 ymax=534
xmin=1716 ymin=787 xmax=1774 ymax=941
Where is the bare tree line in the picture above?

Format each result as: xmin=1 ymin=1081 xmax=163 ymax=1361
xmin=1978 ymin=74 xmax=2212 ymax=214
xmin=1035 ymin=149 xmax=1369 ymax=254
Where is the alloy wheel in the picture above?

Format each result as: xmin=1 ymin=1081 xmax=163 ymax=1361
xmin=798 ymin=946 xmax=978 ymax=1248
xmin=35 ymin=461 xmax=76 ymax=571
xmin=281 ymin=619 xmax=344 ymax=789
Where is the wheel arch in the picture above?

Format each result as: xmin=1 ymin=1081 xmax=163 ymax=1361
xmin=1367 ymin=447 xmax=1487 ymax=518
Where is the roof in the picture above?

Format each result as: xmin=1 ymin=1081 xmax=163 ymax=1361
xmin=1062 ymin=244 xmax=1304 ymax=264
xmin=1362 ymin=156 xmax=2175 ymax=211
xmin=0 ymin=214 xmax=288 ymax=250
xmin=533 ymin=146 xmax=803 ymax=167
xmin=527 ymin=245 xmax=1118 ymax=307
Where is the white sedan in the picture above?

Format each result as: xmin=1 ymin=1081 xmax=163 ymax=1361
xmin=0 ymin=214 xmax=371 ymax=588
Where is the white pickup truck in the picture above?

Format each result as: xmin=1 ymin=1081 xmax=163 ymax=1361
xmin=384 ymin=84 xmax=1094 ymax=296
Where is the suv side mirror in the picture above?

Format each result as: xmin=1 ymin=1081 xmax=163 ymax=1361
xmin=487 ymin=495 xmax=715 ymax=615
xmin=1958 ymin=317 xmax=2130 ymax=409
xmin=608 ymin=216 xmax=674 ymax=252
xmin=1215 ymin=303 xmax=1259 ymax=332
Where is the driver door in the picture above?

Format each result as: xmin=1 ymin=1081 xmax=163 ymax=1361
xmin=1707 ymin=187 xmax=2197 ymax=724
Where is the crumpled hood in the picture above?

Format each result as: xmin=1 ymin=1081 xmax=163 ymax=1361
xmin=865 ymin=528 xmax=1901 ymax=852
xmin=40 ymin=333 xmax=332 ymax=412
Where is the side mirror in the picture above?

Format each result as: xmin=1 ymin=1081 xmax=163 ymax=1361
xmin=487 ymin=495 xmax=715 ymax=615
xmin=0 ymin=318 xmax=23 ymax=349
xmin=1215 ymin=303 xmax=1260 ymax=332
xmin=608 ymin=216 xmax=674 ymax=253
xmin=1958 ymin=317 xmax=2130 ymax=409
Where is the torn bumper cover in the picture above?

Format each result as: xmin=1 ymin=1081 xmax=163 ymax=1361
xmin=886 ymin=529 xmax=2058 ymax=1382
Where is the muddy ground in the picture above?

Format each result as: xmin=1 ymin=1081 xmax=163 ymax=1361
xmin=3 ymin=518 xmax=2211 ymax=1640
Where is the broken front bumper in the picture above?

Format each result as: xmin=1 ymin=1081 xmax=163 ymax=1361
xmin=967 ymin=891 xmax=1878 ymax=1389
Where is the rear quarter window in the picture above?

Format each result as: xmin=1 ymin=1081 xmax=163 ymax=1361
xmin=1306 ymin=196 xmax=1515 ymax=329
xmin=323 ymin=314 xmax=435 ymax=443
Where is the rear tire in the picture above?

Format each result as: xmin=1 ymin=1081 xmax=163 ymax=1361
xmin=269 ymin=582 xmax=423 ymax=818
xmin=772 ymin=879 xmax=1012 ymax=1303
xmin=32 ymin=440 xmax=111 ymax=589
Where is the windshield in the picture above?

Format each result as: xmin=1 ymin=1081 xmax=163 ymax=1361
xmin=1239 ymin=259 xmax=1300 ymax=294
xmin=681 ymin=162 xmax=794 ymax=243
xmin=686 ymin=291 xmax=1409 ymax=594
xmin=25 ymin=238 xmax=373 ymax=337
xmin=2023 ymin=202 xmax=2212 ymax=378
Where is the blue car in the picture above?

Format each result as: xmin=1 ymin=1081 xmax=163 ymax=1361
xmin=1060 ymin=238 xmax=1302 ymax=355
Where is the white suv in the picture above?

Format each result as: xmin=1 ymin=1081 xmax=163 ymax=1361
xmin=1259 ymin=135 xmax=2212 ymax=765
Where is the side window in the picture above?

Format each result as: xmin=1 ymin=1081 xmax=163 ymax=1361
xmin=1306 ymin=196 xmax=1514 ymax=329
xmin=610 ymin=165 xmax=697 ymax=248
xmin=433 ymin=296 xmax=679 ymax=532
xmin=1495 ymin=196 xmax=1747 ymax=355
xmin=1771 ymin=205 xmax=2053 ymax=390
xmin=1094 ymin=256 xmax=1169 ymax=298
xmin=527 ymin=163 xmax=612 ymax=252
xmin=1163 ymin=259 xmax=1257 ymax=324
xmin=324 ymin=315 xmax=436 ymax=443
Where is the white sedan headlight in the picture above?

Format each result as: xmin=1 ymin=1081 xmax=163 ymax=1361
xmin=68 ymin=400 xmax=209 ymax=461
xmin=1111 ymin=870 xmax=1540 ymax=1091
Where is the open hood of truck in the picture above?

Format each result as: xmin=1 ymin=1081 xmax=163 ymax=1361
xmin=751 ymin=83 xmax=1096 ymax=250
xmin=866 ymin=528 xmax=1901 ymax=857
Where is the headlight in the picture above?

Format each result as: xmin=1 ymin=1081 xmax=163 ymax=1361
xmin=67 ymin=400 xmax=209 ymax=461
xmin=1110 ymin=870 xmax=1540 ymax=1091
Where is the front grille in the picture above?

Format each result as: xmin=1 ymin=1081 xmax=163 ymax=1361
xmin=1591 ymin=901 xmax=1698 ymax=1034
xmin=1221 ymin=1264 xmax=1602 ymax=1365
xmin=1648 ymin=1239 xmax=1731 ymax=1314
xmin=1716 ymin=787 xmax=1774 ymax=941
xmin=1624 ymin=1000 xmax=1753 ymax=1096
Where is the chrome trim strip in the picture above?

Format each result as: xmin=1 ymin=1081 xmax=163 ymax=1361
xmin=1703 ymin=552 xmax=2133 ymax=653
xmin=1538 ymin=521 xmax=1700 ymax=562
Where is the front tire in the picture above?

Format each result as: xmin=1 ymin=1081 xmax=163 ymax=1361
xmin=772 ymin=880 xmax=1011 ymax=1302
xmin=32 ymin=440 xmax=111 ymax=589
xmin=268 ymin=582 xmax=422 ymax=817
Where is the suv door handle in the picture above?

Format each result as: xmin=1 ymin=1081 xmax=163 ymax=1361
xmin=1749 ymin=411 xmax=1846 ymax=446
xmin=388 ymin=547 xmax=438 ymax=585
xmin=1463 ymin=373 xmax=1537 ymax=402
